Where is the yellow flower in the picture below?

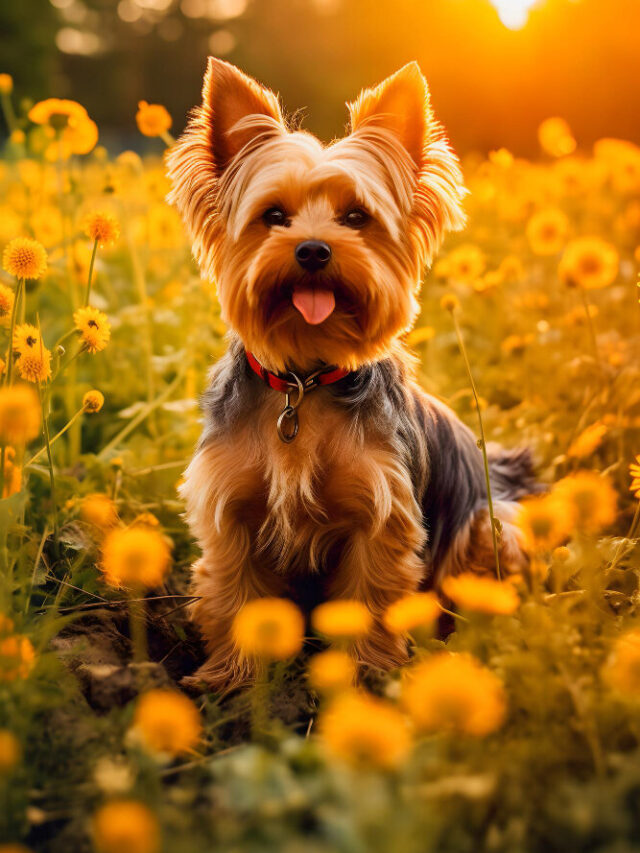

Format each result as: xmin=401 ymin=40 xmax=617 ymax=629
xmin=308 ymin=650 xmax=355 ymax=693
xmin=29 ymin=98 xmax=98 ymax=157
xmin=440 ymin=293 xmax=460 ymax=313
xmin=407 ymin=326 xmax=436 ymax=347
xmin=498 ymin=254 xmax=525 ymax=282
xmin=0 ymin=284 xmax=15 ymax=327
xmin=311 ymin=600 xmax=372 ymax=640
xmin=132 ymin=689 xmax=201 ymax=756
xmin=101 ymin=527 xmax=171 ymax=589
xmin=0 ymin=729 xmax=20 ymax=773
xmin=92 ymin=800 xmax=160 ymax=853
xmin=2 ymin=447 xmax=21 ymax=498
xmin=441 ymin=573 xmax=519 ymax=615
xmin=83 ymin=389 xmax=105 ymax=413
xmin=131 ymin=512 xmax=160 ymax=528
xmin=0 ymin=74 xmax=13 ymax=94
xmin=526 ymin=207 xmax=569 ymax=256
xmin=383 ymin=592 xmax=440 ymax=634
xmin=16 ymin=345 xmax=52 ymax=383
xmin=488 ymin=147 xmax=513 ymax=168
xmin=538 ymin=117 xmax=576 ymax=158
xmin=2 ymin=237 xmax=47 ymax=280
xmin=81 ymin=493 xmax=118 ymax=529
xmin=73 ymin=306 xmax=111 ymax=354
xmin=319 ymin=692 xmax=411 ymax=769
xmin=83 ymin=211 xmax=120 ymax=247
xmin=567 ymin=422 xmax=607 ymax=459
xmin=232 ymin=597 xmax=304 ymax=660
xmin=629 ymin=455 xmax=640 ymax=499
xmin=0 ymin=614 xmax=15 ymax=635
xmin=559 ymin=237 xmax=619 ymax=290
xmin=28 ymin=97 xmax=87 ymax=127
xmin=444 ymin=243 xmax=486 ymax=283
xmin=0 ymin=633 xmax=35 ymax=681
xmin=0 ymin=385 xmax=41 ymax=444
xmin=136 ymin=101 xmax=172 ymax=137
xmin=12 ymin=323 xmax=41 ymax=356
xmin=552 ymin=471 xmax=617 ymax=533
xmin=603 ymin=629 xmax=640 ymax=695
xmin=403 ymin=653 xmax=506 ymax=736
xmin=516 ymin=493 xmax=570 ymax=552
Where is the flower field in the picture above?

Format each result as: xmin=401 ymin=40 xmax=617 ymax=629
xmin=1 ymin=85 xmax=640 ymax=853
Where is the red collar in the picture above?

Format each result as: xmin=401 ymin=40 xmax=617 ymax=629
xmin=246 ymin=350 xmax=350 ymax=393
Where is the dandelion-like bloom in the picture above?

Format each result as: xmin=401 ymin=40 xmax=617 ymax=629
xmin=603 ymin=629 xmax=640 ymax=695
xmin=73 ymin=306 xmax=111 ymax=354
xmin=83 ymin=211 xmax=120 ymax=247
xmin=0 ymin=385 xmax=41 ymax=445
xmin=0 ymin=74 xmax=13 ymax=94
xmin=441 ymin=573 xmax=519 ymax=615
xmin=553 ymin=471 xmax=617 ymax=534
xmin=83 ymin=390 xmax=105 ymax=413
xmin=538 ymin=117 xmax=576 ymax=158
xmin=12 ymin=324 xmax=41 ymax=356
xmin=440 ymin=293 xmax=460 ymax=313
xmin=2 ymin=237 xmax=47 ymax=280
xmin=81 ymin=493 xmax=118 ymax=529
xmin=516 ymin=493 xmax=571 ymax=552
xmin=232 ymin=597 xmax=304 ymax=660
xmin=29 ymin=98 xmax=98 ymax=157
xmin=629 ymin=455 xmax=640 ymax=499
xmin=0 ymin=633 xmax=36 ymax=681
xmin=16 ymin=345 xmax=52 ymax=383
xmin=383 ymin=592 xmax=440 ymax=635
xmin=136 ymin=101 xmax=172 ymax=137
xmin=101 ymin=527 xmax=171 ymax=589
xmin=308 ymin=650 xmax=355 ymax=693
xmin=0 ymin=284 xmax=15 ymax=327
xmin=567 ymin=422 xmax=607 ymax=459
xmin=0 ymin=729 xmax=20 ymax=773
xmin=319 ymin=692 xmax=411 ymax=769
xmin=444 ymin=243 xmax=486 ymax=283
xmin=559 ymin=237 xmax=619 ymax=290
xmin=311 ymin=600 xmax=372 ymax=640
xmin=92 ymin=800 xmax=160 ymax=853
xmin=132 ymin=689 xmax=201 ymax=757
xmin=403 ymin=653 xmax=506 ymax=736
xmin=525 ymin=207 xmax=570 ymax=256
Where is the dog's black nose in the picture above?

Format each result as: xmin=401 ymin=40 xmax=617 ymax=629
xmin=294 ymin=240 xmax=331 ymax=272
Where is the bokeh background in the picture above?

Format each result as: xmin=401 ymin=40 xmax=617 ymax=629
xmin=2 ymin=0 xmax=640 ymax=154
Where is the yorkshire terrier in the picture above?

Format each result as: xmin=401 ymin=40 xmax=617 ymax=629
xmin=167 ymin=58 xmax=536 ymax=690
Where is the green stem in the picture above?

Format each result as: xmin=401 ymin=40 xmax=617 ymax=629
xmin=84 ymin=238 xmax=98 ymax=307
xmin=25 ymin=406 xmax=85 ymax=467
xmin=38 ymin=383 xmax=59 ymax=543
xmin=451 ymin=309 xmax=501 ymax=580
xmin=579 ymin=287 xmax=603 ymax=368
xmin=160 ymin=130 xmax=176 ymax=147
xmin=5 ymin=278 xmax=23 ymax=386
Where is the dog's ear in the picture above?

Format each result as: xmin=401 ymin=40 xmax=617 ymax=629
xmin=347 ymin=62 xmax=432 ymax=169
xmin=203 ymin=57 xmax=285 ymax=173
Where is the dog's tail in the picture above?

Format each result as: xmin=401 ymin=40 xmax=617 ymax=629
xmin=487 ymin=443 xmax=542 ymax=502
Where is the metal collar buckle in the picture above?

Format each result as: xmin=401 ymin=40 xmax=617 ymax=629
xmin=276 ymin=369 xmax=323 ymax=443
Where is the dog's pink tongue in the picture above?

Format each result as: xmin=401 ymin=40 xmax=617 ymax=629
xmin=292 ymin=287 xmax=335 ymax=325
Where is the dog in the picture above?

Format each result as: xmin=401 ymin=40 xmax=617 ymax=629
xmin=166 ymin=57 xmax=536 ymax=690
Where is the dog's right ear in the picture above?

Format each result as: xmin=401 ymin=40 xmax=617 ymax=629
xmin=202 ymin=57 xmax=285 ymax=173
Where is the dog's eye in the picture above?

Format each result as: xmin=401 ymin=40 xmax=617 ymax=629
xmin=342 ymin=208 xmax=369 ymax=229
xmin=262 ymin=207 xmax=289 ymax=228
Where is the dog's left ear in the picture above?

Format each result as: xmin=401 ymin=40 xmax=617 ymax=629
xmin=347 ymin=62 xmax=432 ymax=169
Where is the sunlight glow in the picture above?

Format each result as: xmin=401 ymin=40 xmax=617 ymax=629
xmin=489 ymin=0 xmax=541 ymax=29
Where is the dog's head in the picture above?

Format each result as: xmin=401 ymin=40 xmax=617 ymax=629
xmin=167 ymin=58 xmax=466 ymax=373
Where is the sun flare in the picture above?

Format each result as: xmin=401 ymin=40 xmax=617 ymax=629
xmin=489 ymin=0 xmax=541 ymax=29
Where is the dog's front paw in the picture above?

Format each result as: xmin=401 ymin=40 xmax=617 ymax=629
xmin=181 ymin=654 xmax=255 ymax=695
xmin=353 ymin=627 xmax=409 ymax=676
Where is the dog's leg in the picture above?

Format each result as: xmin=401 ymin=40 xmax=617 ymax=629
xmin=326 ymin=449 xmax=426 ymax=674
xmin=180 ymin=440 xmax=279 ymax=692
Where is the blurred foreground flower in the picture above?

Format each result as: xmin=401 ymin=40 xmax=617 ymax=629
xmin=81 ymin=493 xmax=118 ymax=529
xmin=526 ymin=207 xmax=569 ymax=255
xmin=0 ymin=284 xmax=15 ymax=327
xmin=383 ymin=591 xmax=440 ymax=634
xmin=101 ymin=526 xmax=170 ymax=589
xmin=92 ymin=800 xmax=160 ymax=853
xmin=0 ymin=385 xmax=41 ymax=445
xmin=517 ymin=493 xmax=570 ymax=552
xmin=320 ymin=692 xmax=411 ymax=769
xmin=403 ymin=653 xmax=506 ymax=736
xmin=559 ymin=237 xmax=619 ymax=289
xmin=131 ymin=689 xmax=201 ymax=757
xmin=0 ymin=633 xmax=35 ymax=681
xmin=311 ymin=599 xmax=372 ymax=640
xmin=604 ymin=629 xmax=640 ymax=695
xmin=441 ymin=573 xmax=519 ymax=615
xmin=538 ymin=117 xmax=576 ymax=158
xmin=2 ymin=237 xmax=47 ymax=280
xmin=308 ymin=650 xmax=355 ymax=693
xmin=0 ymin=729 xmax=20 ymax=772
xmin=232 ymin=597 xmax=303 ymax=660
xmin=553 ymin=471 xmax=617 ymax=533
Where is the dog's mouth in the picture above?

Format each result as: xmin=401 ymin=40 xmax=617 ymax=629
xmin=291 ymin=285 xmax=335 ymax=325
